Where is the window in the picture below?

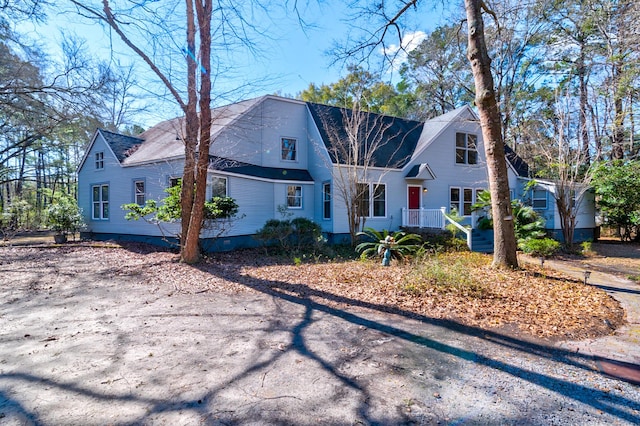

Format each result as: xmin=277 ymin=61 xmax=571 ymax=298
xmin=450 ymin=187 xmax=478 ymax=216
xmin=169 ymin=177 xmax=182 ymax=187
xmin=323 ymin=183 xmax=331 ymax=220
xmin=134 ymin=180 xmax=145 ymax=205
xmin=532 ymin=189 xmax=547 ymax=209
xmin=356 ymin=183 xmax=370 ymax=217
xmin=356 ymin=183 xmax=386 ymax=218
xmin=92 ymin=184 xmax=109 ymax=220
xmin=450 ymin=187 xmax=460 ymax=213
xmin=281 ymin=138 xmax=297 ymax=161
xmin=287 ymin=185 xmax=302 ymax=208
xmin=211 ymin=176 xmax=228 ymax=198
xmin=373 ymin=184 xmax=386 ymax=217
xmin=95 ymin=152 xmax=104 ymax=169
xmin=455 ymin=133 xmax=478 ymax=165
xmin=463 ymin=188 xmax=474 ymax=215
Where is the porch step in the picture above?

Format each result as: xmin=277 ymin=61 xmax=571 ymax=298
xmin=471 ymin=229 xmax=494 ymax=253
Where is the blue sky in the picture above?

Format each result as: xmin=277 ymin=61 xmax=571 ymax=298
xmin=18 ymin=1 xmax=452 ymax=125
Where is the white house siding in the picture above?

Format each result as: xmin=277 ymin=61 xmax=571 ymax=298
xmin=410 ymin=113 xmax=489 ymax=216
xmin=306 ymin=110 xmax=335 ymax=233
xmin=259 ymin=98 xmax=309 ymax=170
xmin=78 ymin=134 xmax=185 ymax=237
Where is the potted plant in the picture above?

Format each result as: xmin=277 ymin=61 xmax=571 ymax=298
xmin=47 ymin=195 xmax=84 ymax=243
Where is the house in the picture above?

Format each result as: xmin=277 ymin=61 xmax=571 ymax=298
xmin=77 ymin=95 xmax=596 ymax=251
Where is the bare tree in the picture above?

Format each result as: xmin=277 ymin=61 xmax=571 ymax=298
xmin=540 ymin=90 xmax=593 ymax=248
xmin=310 ymin=99 xmax=414 ymax=244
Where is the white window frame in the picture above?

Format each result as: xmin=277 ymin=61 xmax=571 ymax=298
xmin=450 ymin=186 xmax=479 ymax=216
xmin=356 ymin=182 xmax=386 ymax=218
xmin=532 ymin=188 xmax=547 ymax=210
xmin=95 ymin=151 xmax=104 ymax=169
xmin=372 ymin=183 xmax=386 ymax=218
xmin=92 ymin=184 xmax=109 ymax=220
xmin=322 ymin=182 xmax=331 ymax=220
xmin=134 ymin=180 xmax=145 ymax=206
xmin=287 ymin=185 xmax=302 ymax=209
xmin=211 ymin=176 xmax=228 ymax=198
xmin=455 ymin=132 xmax=478 ymax=165
xmin=281 ymin=137 xmax=297 ymax=162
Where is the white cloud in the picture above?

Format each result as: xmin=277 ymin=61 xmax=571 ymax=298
xmin=381 ymin=30 xmax=427 ymax=64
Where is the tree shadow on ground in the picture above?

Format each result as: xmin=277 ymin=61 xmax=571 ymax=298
xmin=197 ymin=260 xmax=640 ymax=423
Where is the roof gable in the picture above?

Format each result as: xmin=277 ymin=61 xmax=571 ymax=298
xmin=307 ymin=102 xmax=423 ymax=168
xmin=411 ymin=105 xmax=478 ymax=161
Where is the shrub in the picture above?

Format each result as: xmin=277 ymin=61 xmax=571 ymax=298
xmin=47 ymin=195 xmax=84 ymax=238
xmin=355 ymin=228 xmax=422 ymax=262
xmin=518 ymin=237 xmax=560 ymax=258
xmin=254 ymin=217 xmax=324 ymax=254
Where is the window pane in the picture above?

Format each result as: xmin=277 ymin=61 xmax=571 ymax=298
xmin=467 ymin=150 xmax=477 ymax=164
xmin=467 ymin=134 xmax=477 ymax=149
xmin=456 ymin=133 xmax=466 ymax=147
xmin=101 ymin=185 xmax=109 ymax=201
xmin=464 ymin=188 xmax=473 ymax=202
xmin=287 ymin=185 xmax=301 ymax=208
xmin=281 ymin=138 xmax=296 ymax=161
xmin=323 ymin=183 xmax=331 ymax=219
xmin=450 ymin=188 xmax=460 ymax=213
xmin=357 ymin=183 xmax=370 ymax=217
xmin=93 ymin=203 xmax=100 ymax=219
xmin=102 ymin=202 xmax=109 ymax=219
xmin=92 ymin=186 xmax=99 ymax=201
xmin=211 ymin=177 xmax=227 ymax=198
xmin=373 ymin=184 xmax=385 ymax=217
xmin=450 ymin=188 xmax=460 ymax=202
xmin=455 ymin=149 xmax=465 ymax=164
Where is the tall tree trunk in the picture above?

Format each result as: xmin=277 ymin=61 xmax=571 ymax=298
xmin=182 ymin=0 xmax=213 ymax=264
xmin=464 ymin=0 xmax=518 ymax=268
xmin=180 ymin=0 xmax=199 ymax=262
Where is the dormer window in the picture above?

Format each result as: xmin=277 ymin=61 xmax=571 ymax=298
xmin=95 ymin=151 xmax=104 ymax=169
xmin=281 ymin=138 xmax=297 ymax=161
xmin=456 ymin=133 xmax=477 ymax=165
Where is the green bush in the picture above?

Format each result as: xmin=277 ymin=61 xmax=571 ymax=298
xmin=254 ymin=217 xmax=324 ymax=254
xmin=518 ymin=237 xmax=560 ymax=258
xmin=47 ymin=195 xmax=84 ymax=237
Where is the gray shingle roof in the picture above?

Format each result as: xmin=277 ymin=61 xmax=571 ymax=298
xmin=306 ymin=102 xmax=424 ymax=168
xmin=98 ymin=129 xmax=143 ymax=163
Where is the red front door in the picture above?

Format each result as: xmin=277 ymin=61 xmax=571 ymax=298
xmin=408 ymin=186 xmax=420 ymax=209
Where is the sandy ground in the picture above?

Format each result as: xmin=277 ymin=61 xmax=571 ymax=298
xmin=1 ymin=246 xmax=639 ymax=425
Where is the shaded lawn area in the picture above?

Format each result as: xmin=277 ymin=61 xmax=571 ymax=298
xmin=0 ymin=238 xmax=628 ymax=341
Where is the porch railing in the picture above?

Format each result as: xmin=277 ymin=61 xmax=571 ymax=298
xmin=401 ymin=207 xmax=447 ymax=229
xmin=402 ymin=207 xmax=472 ymax=249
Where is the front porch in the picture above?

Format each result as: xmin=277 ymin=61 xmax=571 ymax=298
xmin=400 ymin=208 xmax=492 ymax=253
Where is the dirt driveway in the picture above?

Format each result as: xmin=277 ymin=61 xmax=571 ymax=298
xmin=1 ymin=246 xmax=639 ymax=425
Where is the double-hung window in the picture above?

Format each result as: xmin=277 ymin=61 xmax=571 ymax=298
xmin=95 ymin=152 xmax=104 ymax=169
xmin=134 ymin=180 xmax=145 ymax=205
xmin=287 ymin=185 xmax=302 ymax=208
xmin=532 ymin=189 xmax=547 ymax=209
xmin=281 ymin=138 xmax=297 ymax=161
xmin=323 ymin=183 xmax=331 ymax=220
xmin=455 ymin=133 xmax=478 ymax=165
xmin=356 ymin=183 xmax=386 ymax=217
xmin=450 ymin=187 xmax=476 ymax=216
xmin=92 ymin=184 xmax=109 ymax=220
